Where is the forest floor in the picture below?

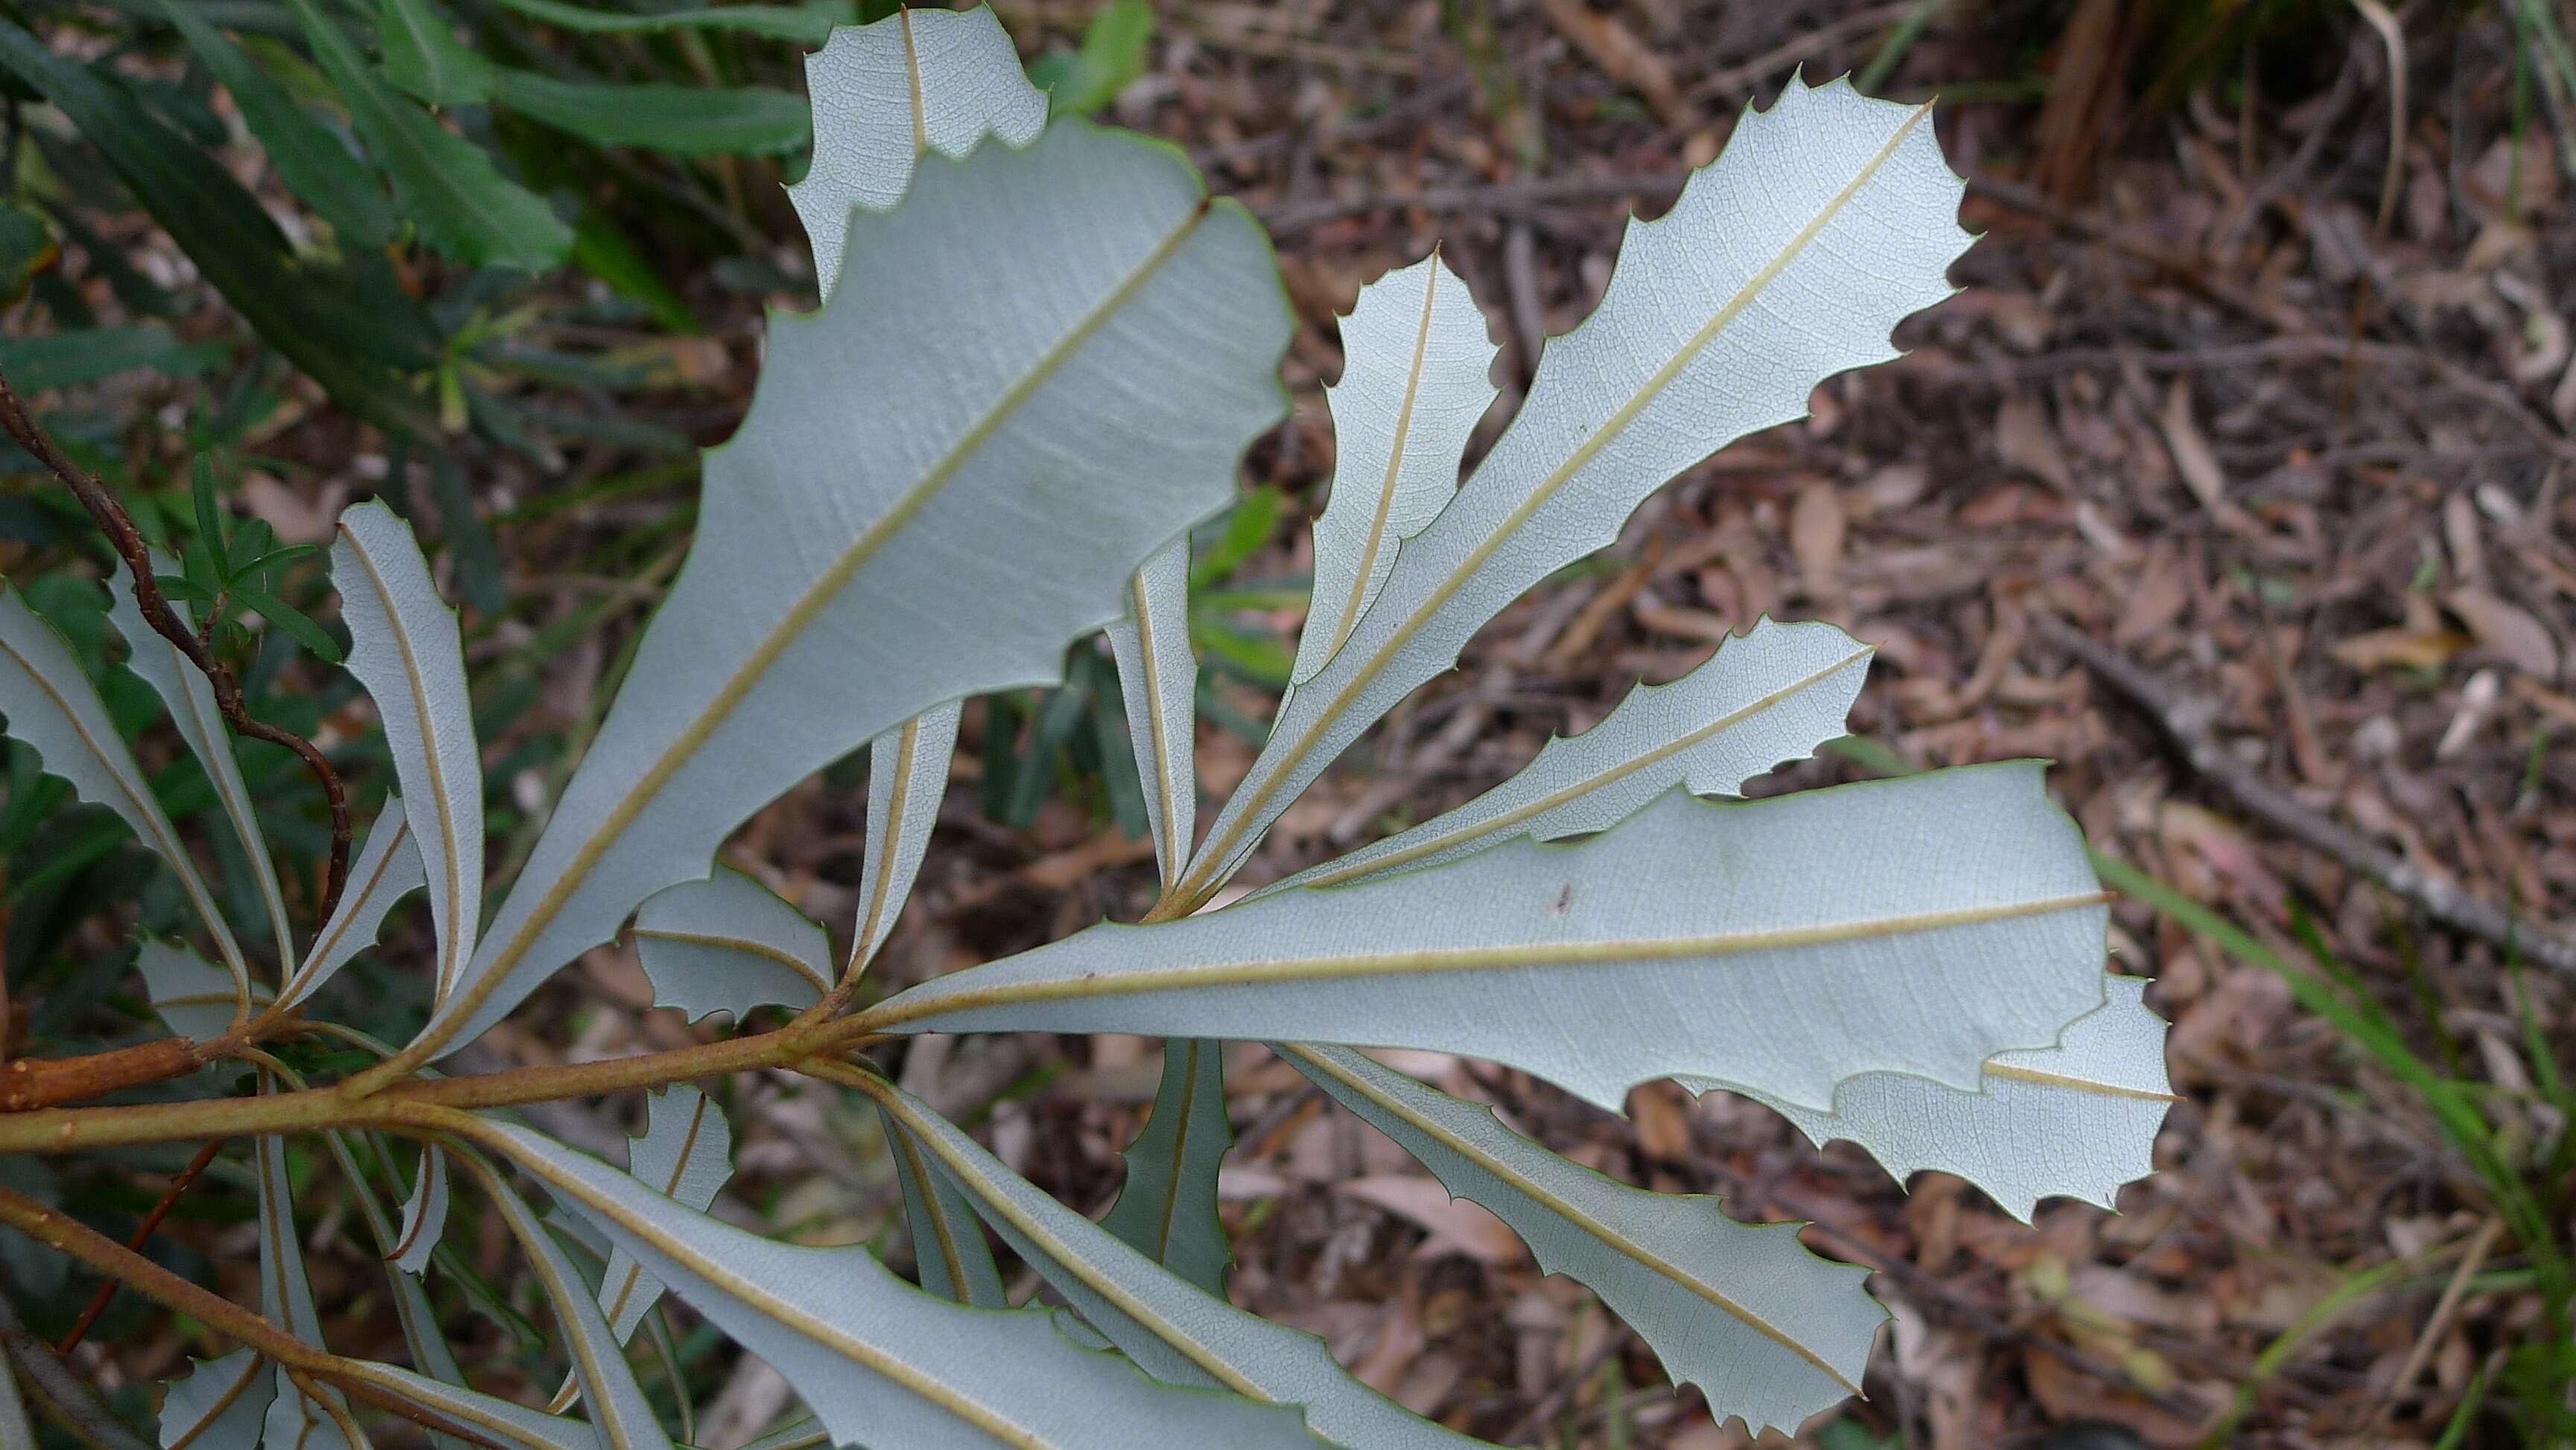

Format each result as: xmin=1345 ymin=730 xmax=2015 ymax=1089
xmin=49 ymin=0 xmax=2576 ymax=1446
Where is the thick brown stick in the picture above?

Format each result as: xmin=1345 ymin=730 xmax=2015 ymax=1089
xmin=0 ymin=1184 xmax=499 ymax=1448
xmin=2038 ymin=613 xmax=2576 ymax=974
xmin=0 ymin=366 xmax=352 ymax=921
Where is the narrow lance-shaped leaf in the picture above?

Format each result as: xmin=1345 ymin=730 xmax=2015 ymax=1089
xmin=324 ymin=1361 xmax=602 ymax=1450
xmin=255 ymin=1075 xmax=355 ymax=1450
xmin=446 ymin=1148 xmax=672 ymax=1450
xmin=0 ymin=584 xmax=250 ymax=1000
xmin=378 ymin=0 xmax=494 ymax=106
xmin=1282 ymin=1043 xmax=1877 ymax=1435
xmin=280 ymin=795 xmax=427 ymax=1010
xmin=492 ymin=70 xmax=810 ymax=158
xmin=1103 ymin=543 xmax=1194 ymax=891
xmin=868 ymin=766 xmax=2108 ymax=1113
xmin=155 ymin=1349 xmax=271 ymax=1450
xmin=1290 ymin=250 xmax=1497 ymax=687
xmin=632 ymin=868 xmax=827 ymax=1021
xmin=1259 ymin=617 xmax=1871 ymax=897
xmin=284 ymin=0 xmax=573 ymax=270
xmin=110 ymin=548 xmax=293 ymax=961
xmin=1097 ymin=1038 xmax=1233 ymax=1295
xmin=482 ymin=0 xmax=831 ymax=42
xmin=415 ymin=124 xmax=1291 ymax=1066
xmin=154 ymin=0 xmax=395 ymax=247
xmin=881 ymin=1106 xmax=1008 ymax=1308
xmin=860 ymin=1072 xmax=1488 ymax=1450
xmin=787 ymin=4 xmax=1047 ymax=298
xmin=0 ymin=19 xmax=434 ymax=438
xmin=465 ymin=1113 xmax=1322 ymax=1450
xmin=391 ymin=1143 xmax=450 ymax=1275
xmin=847 ymin=701 xmax=958 ymax=980
xmin=1179 ymin=77 xmax=1969 ymax=903
xmin=334 ymin=500 xmax=483 ymax=1010
xmin=1711 ymin=973 xmax=2175 ymax=1221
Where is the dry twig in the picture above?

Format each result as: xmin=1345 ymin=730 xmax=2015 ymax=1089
xmin=0 ymin=367 xmax=352 ymax=923
xmin=2035 ymin=613 xmax=2576 ymax=973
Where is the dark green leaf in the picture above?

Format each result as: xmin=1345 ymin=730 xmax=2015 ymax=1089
xmin=235 ymin=542 xmax=321 ymax=579
xmin=1191 ymin=614 xmax=1292 ymax=687
xmin=0 ymin=22 xmax=433 ymax=436
xmin=153 ymin=573 xmax=214 ymax=606
xmin=191 ymin=457 xmax=229 ymax=560
xmin=156 ymin=0 xmax=399 ymax=247
xmin=0 ymin=324 xmax=229 ymax=390
xmin=570 ymin=208 xmax=694 ymax=334
xmin=1031 ymin=0 xmax=1153 ymax=118
xmin=225 ymin=517 xmax=279 ymax=579
xmin=378 ymin=0 xmax=494 ymax=105
xmin=287 ymin=0 xmax=572 ymax=270
xmin=1189 ymin=484 xmax=1285 ymax=588
xmin=0 ymin=203 xmax=57 ymax=302
xmin=231 ymin=585 xmax=343 ymax=663
xmin=422 ymin=450 xmax=503 ymax=612
xmin=1097 ymin=1038 xmax=1234 ymax=1296
xmin=492 ymin=69 xmax=809 ymax=156
xmin=479 ymin=0 xmax=833 ymax=43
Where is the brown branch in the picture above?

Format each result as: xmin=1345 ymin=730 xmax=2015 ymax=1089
xmin=0 ymin=366 xmax=352 ymax=921
xmin=0 ymin=1037 xmax=203 ymax=1113
xmin=2035 ymin=613 xmax=2576 ymax=974
xmin=0 ymin=1185 xmax=500 ymax=1449
xmin=54 ymin=1136 xmax=225 ymax=1353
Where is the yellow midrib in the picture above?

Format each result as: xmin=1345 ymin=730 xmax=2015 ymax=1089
xmin=162 ymin=632 xmax=295 ymax=959
xmin=853 ymin=714 xmax=922 ymax=974
xmin=1292 ymin=646 xmax=1871 ymax=890
xmin=874 ymin=890 xmax=2107 ymax=1028
xmin=1130 ymin=571 xmax=1185 ymax=891
xmin=164 ymin=1355 xmax=263 ymax=1450
xmin=898 ymin=7 xmax=927 ymax=158
xmin=1283 ymin=1044 xmax=1862 ymax=1393
xmin=840 ymin=1069 xmax=1270 ymax=1405
xmin=467 ymin=1152 xmax=660 ymax=1450
xmin=1323 ymin=255 xmax=1444 ymax=662
xmin=340 ymin=527 xmax=472 ymax=1008
xmin=1147 ymin=1040 xmax=1204 ymax=1262
xmin=387 ymin=1149 xmax=444 ymax=1265
xmin=473 ymin=1116 xmax=1062 ymax=1449
xmin=1176 ymin=103 xmax=1935 ymax=909
xmin=635 ymin=926 xmax=830 ymax=993
xmin=888 ymin=1118 xmax=976 ymax=1297
xmin=1983 ymin=1061 xmax=2181 ymax=1103
xmin=411 ymin=198 xmax=1216 ymax=1069
xmin=282 ymin=821 xmax=414 ymax=1005
xmin=595 ymin=1090 xmax=716 ymax=1338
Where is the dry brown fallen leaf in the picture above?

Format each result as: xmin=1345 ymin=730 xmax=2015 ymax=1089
xmin=2445 ymin=585 xmax=2563 ymax=681
xmin=1336 ymin=1174 xmax=1530 ymax=1266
